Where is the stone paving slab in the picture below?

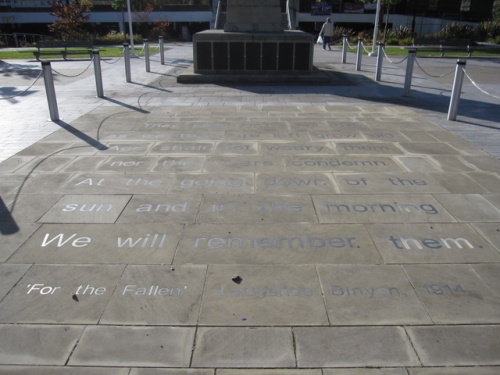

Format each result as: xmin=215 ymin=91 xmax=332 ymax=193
xmin=295 ymin=326 xmax=420 ymax=368
xmin=434 ymin=194 xmax=500 ymax=222
xmin=0 ymin=223 xmax=39 ymax=261
xmin=69 ymin=326 xmax=195 ymax=367
xmin=0 ymin=324 xmax=83 ymax=365
xmin=0 ymin=264 xmax=31 ymax=299
xmin=407 ymin=325 xmax=500 ymax=366
xmin=191 ymin=327 xmax=295 ymax=368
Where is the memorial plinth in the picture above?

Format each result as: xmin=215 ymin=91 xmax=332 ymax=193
xmin=178 ymin=0 xmax=320 ymax=83
xmin=194 ymin=30 xmax=313 ymax=73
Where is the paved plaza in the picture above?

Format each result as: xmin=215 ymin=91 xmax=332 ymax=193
xmin=0 ymin=43 xmax=500 ymax=374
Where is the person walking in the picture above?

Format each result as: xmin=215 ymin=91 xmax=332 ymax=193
xmin=319 ymin=17 xmax=334 ymax=51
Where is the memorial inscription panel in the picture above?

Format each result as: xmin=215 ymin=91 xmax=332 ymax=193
xmin=58 ymin=173 xmax=173 ymax=194
xmin=317 ymin=265 xmax=432 ymax=325
xmin=8 ymin=223 xmax=183 ymax=264
xmin=199 ymin=265 xmax=328 ymax=326
xmin=100 ymin=265 xmax=207 ymax=325
xmin=173 ymin=223 xmax=381 ymax=264
xmin=196 ymin=195 xmax=318 ymax=223
xmin=367 ymin=223 xmax=500 ymax=264
xmin=0 ymin=265 xmax=124 ymax=323
xmin=313 ymin=194 xmax=455 ymax=224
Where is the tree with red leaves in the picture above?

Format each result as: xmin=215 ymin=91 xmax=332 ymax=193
xmin=49 ymin=0 xmax=93 ymax=40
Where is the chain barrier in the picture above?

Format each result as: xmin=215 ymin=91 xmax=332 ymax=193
xmin=345 ymin=39 xmax=357 ymax=50
xmin=331 ymin=37 xmax=343 ymax=45
xmin=0 ymin=70 xmax=43 ymax=100
xmin=463 ymin=68 xmax=500 ymax=100
xmin=101 ymin=52 xmax=124 ymax=65
xmin=360 ymin=41 xmax=373 ymax=55
xmin=382 ymin=47 xmax=408 ymax=64
xmin=414 ymin=57 xmax=455 ymax=78
xmin=136 ymin=44 xmax=146 ymax=57
xmin=51 ymin=56 xmax=95 ymax=78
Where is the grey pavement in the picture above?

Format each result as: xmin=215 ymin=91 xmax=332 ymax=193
xmin=0 ymin=42 xmax=500 ymax=374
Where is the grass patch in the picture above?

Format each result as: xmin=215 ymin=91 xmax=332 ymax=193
xmin=0 ymin=46 xmax=154 ymax=60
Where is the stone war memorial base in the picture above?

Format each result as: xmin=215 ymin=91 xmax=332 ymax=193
xmin=183 ymin=0 xmax=318 ymax=83
xmin=181 ymin=30 xmax=322 ymax=84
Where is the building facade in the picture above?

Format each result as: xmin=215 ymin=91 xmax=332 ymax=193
xmin=0 ymin=0 xmax=496 ymax=38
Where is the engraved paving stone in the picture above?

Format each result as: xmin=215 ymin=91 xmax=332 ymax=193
xmin=366 ymin=223 xmax=500 ymax=264
xmin=58 ymin=173 xmax=173 ymax=194
xmin=96 ymin=156 xmax=157 ymax=172
xmin=335 ymin=173 xmax=448 ymax=194
xmin=169 ymin=173 xmax=254 ymax=194
xmin=204 ymin=156 xmax=284 ymax=172
xmin=173 ymin=223 xmax=381 ymax=265
xmin=199 ymin=265 xmax=328 ymax=326
xmin=149 ymin=142 xmax=214 ymax=155
xmin=313 ymin=194 xmax=455 ymax=224
xmin=196 ymin=195 xmax=318 ymax=223
xmin=256 ymin=173 xmax=339 ymax=194
xmin=117 ymin=194 xmax=202 ymax=223
xmin=335 ymin=142 xmax=404 ymax=155
xmin=317 ymin=265 xmax=432 ymax=325
xmin=101 ymin=265 xmax=206 ymax=325
xmin=285 ymin=156 xmax=403 ymax=173
xmin=0 ymin=265 xmax=124 ymax=324
xmin=213 ymin=142 xmax=259 ymax=155
xmin=152 ymin=156 xmax=205 ymax=173
xmin=8 ymin=223 xmax=183 ymax=264
xmin=260 ymin=142 xmax=335 ymax=155
xmin=403 ymin=264 xmax=500 ymax=324
xmin=39 ymin=195 xmax=132 ymax=223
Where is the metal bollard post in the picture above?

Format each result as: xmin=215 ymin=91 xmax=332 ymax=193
xmin=375 ymin=43 xmax=384 ymax=81
xmin=41 ymin=61 xmax=59 ymax=122
xmin=355 ymin=38 xmax=363 ymax=71
xmin=123 ymin=43 xmax=131 ymax=83
xmin=447 ymin=59 xmax=467 ymax=121
xmin=159 ymin=36 xmax=165 ymax=65
xmin=144 ymin=39 xmax=150 ymax=72
xmin=342 ymin=35 xmax=348 ymax=64
xmin=403 ymin=49 xmax=416 ymax=97
xmin=92 ymin=50 xmax=104 ymax=98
